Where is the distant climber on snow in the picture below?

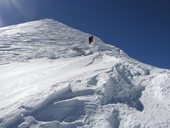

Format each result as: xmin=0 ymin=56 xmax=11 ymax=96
xmin=88 ymin=35 xmax=94 ymax=45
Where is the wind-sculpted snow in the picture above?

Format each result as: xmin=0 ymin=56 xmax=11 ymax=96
xmin=99 ymin=67 xmax=145 ymax=111
xmin=0 ymin=19 xmax=170 ymax=128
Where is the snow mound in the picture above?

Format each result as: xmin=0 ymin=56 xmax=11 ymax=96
xmin=0 ymin=19 xmax=170 ymax=128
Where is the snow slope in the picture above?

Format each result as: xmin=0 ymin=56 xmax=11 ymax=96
xmin=0 ymin=19 xmax=170 ymax=128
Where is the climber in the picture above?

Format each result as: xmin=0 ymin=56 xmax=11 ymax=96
xmin=88 ymin=35 xmax=94 ymax=45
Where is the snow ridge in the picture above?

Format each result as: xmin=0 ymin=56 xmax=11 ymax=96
xmin=0 ymin=19 xmax=122 ymax=65
xmin=0 ymin=19 xmax=170 ymax=128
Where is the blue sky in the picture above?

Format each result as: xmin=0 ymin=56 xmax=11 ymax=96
xmin=0 ymin=0 xmax=170 ymax=69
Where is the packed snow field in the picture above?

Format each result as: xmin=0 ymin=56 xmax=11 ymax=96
xmin=0 ymin=19 xmax=170 ymax=128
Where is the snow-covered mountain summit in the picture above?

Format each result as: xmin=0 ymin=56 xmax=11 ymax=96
xmin=0 ymin=19 xmax=170 ymax=128
xmin=0 ymin=19 xmax=123 ymax=65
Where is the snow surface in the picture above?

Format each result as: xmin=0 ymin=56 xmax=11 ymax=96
xmin=0 ymin=19 xmax=170 ymax=128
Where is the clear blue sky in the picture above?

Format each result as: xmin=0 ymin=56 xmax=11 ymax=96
xmin=0 ymin=0 xmax=170 ymax=69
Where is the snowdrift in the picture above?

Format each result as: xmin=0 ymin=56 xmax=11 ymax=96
xmin=0 ymin=19 xmax=170 ymax=128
